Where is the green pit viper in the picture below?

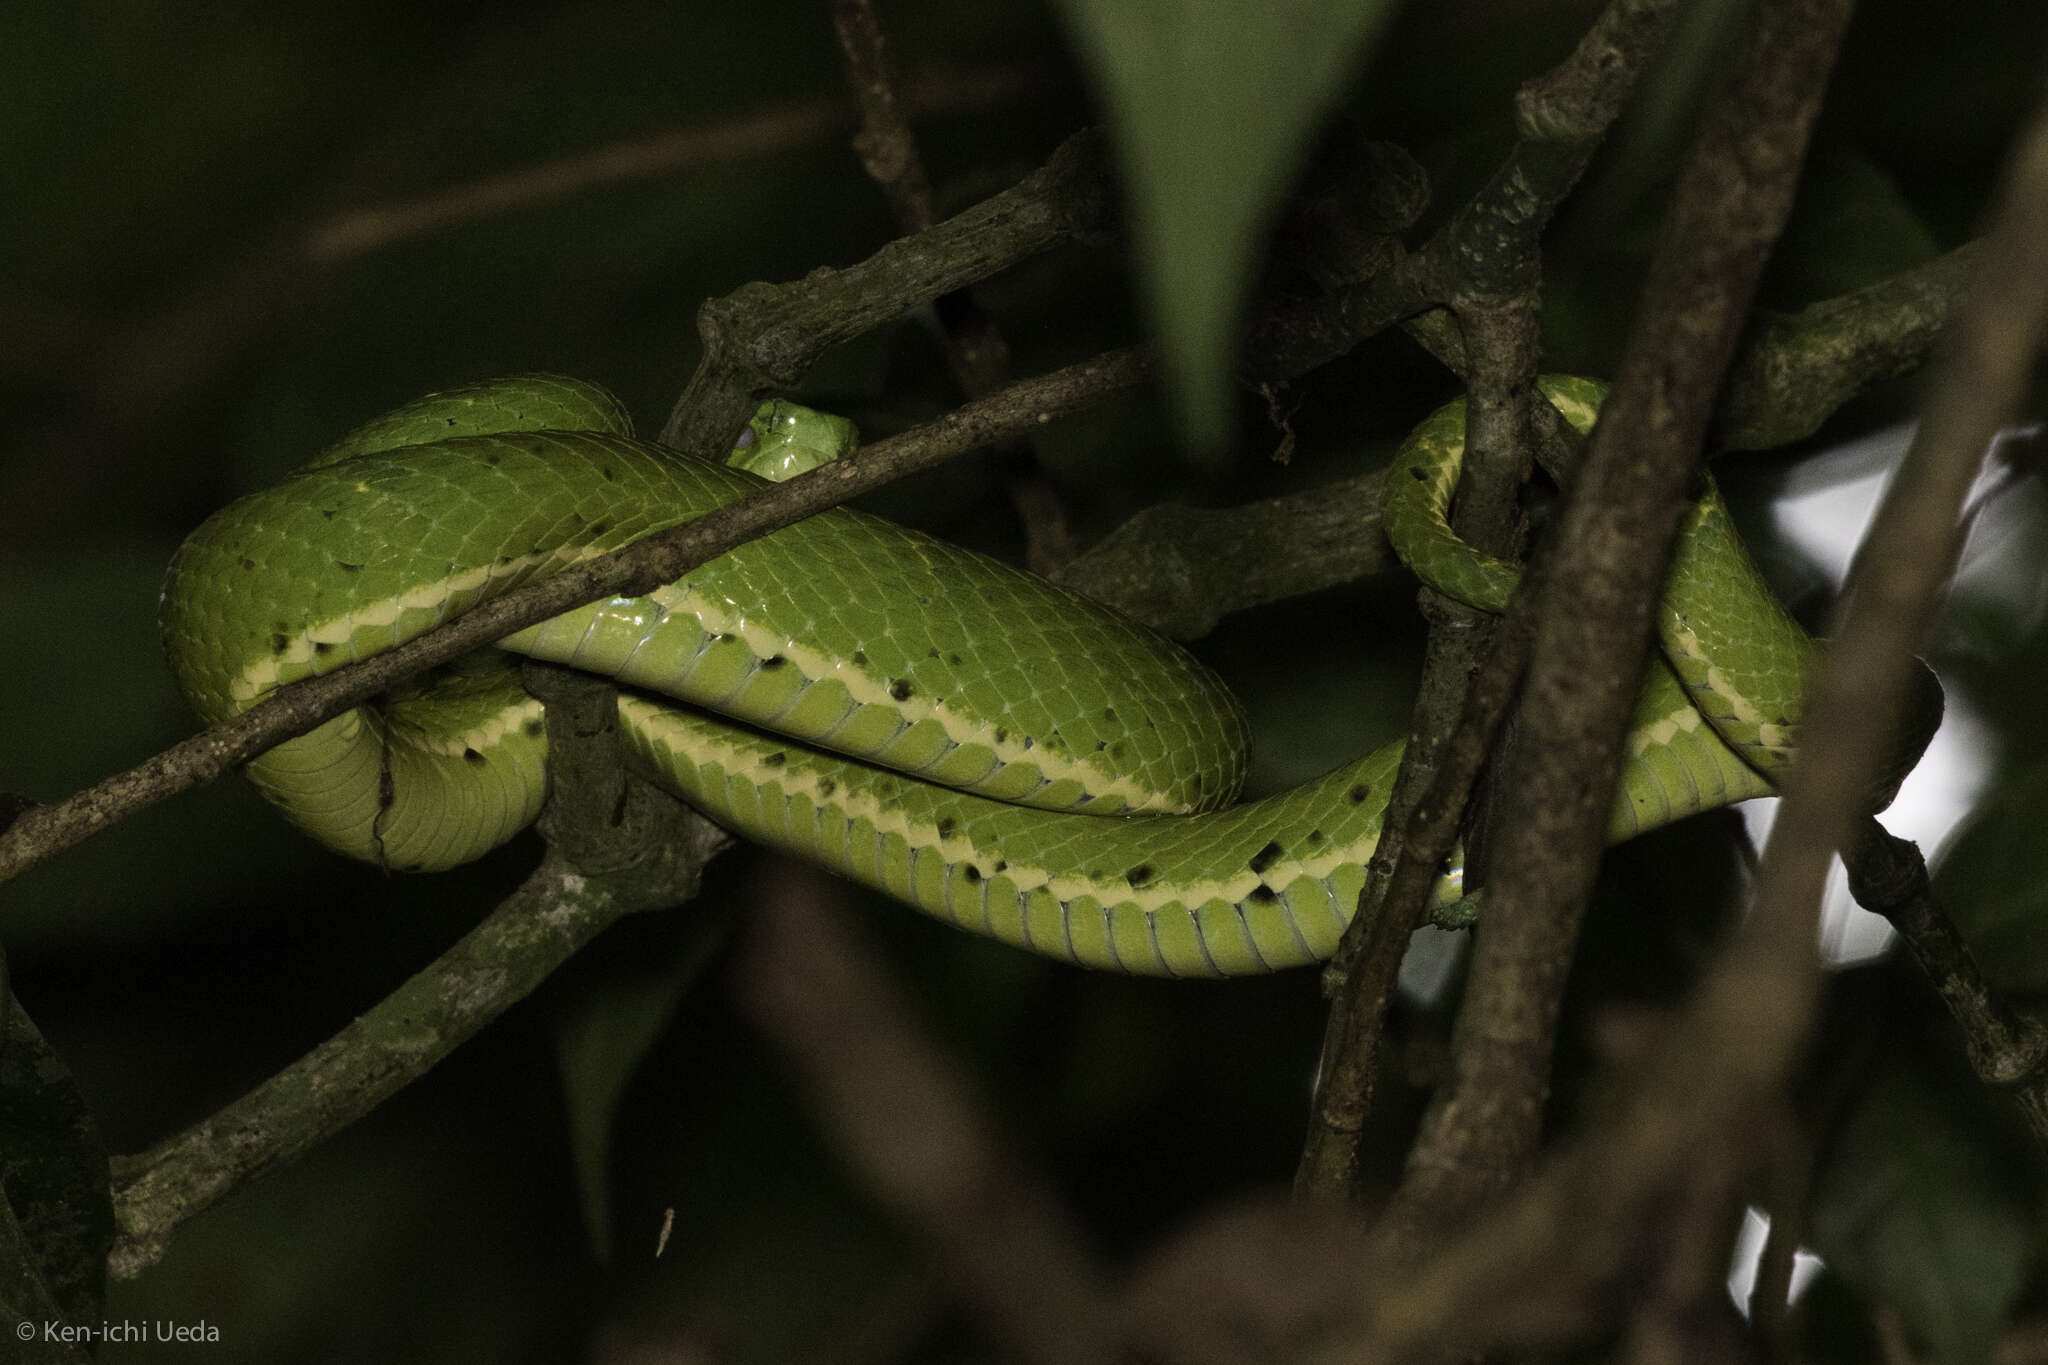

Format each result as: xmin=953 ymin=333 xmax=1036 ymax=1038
xmin=161 ymin=374 xmax=1834 ymax=977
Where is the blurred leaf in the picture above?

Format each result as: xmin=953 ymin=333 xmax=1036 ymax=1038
xmin=1935 ymin=759 xmax=2048 ymax=994
xmin=551 ymin=926 xmax=725 ymax=1260
xmin=1773 ymin=152 xmax=1942 ymax=301
xmin=1808 ymin=1040 xmax=2034 ymax=1365
xmin=1054 ymin=0 xmax=1403 ymax=452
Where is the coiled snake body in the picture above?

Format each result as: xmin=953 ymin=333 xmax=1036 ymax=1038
xmin=162 ymin=375 xmax=1816 ymax=977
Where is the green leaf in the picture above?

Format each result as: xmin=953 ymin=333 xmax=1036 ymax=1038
xmin=550 ymin=926 xmax=725 ymax=1260
xmin=1055 ymin=0 xmax=1404 ymax=451
xmin=1774 ymin=152 xmax=1943 ymax=301
xmin=1808 ymin=1041 xmax=2034 ymax=1365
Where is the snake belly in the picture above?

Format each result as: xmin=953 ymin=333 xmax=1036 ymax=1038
xmin=161 ymin=376 xmax=1803 ymax=977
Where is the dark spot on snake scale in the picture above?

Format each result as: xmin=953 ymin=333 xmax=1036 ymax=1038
xmin=759 ymin=655 xmax=786 ymax=669
xmin=269 ymin=633 xmax=289 ymax=654
xmin=1348 ymin=783 xmax=1373 ymax=805
xmin=602 ymin=467 xmax=617 ymax=482
xmin=889 ymin=680 xmax=914 ymax=701
xmin=523 ymin=717 xmax=544 ymax=737
xmin=993 ymin=727 xmax=1008 ymax=743
xmin=927 ymin=648 xmax=940 ymax=659
xmin=1124 ymin=863 xmax=1155 ymax=889
xmin=963 ymin=865 xmax=983 ymax=883
xmin=239 ymin=557 xmax=255 ymax=571
xmin=1248 ymin=885 xmax=1279 ymax=904
xmin=485 ymin=453 xmax=501 ymax=466
xmin=817 ymin=778 xmax=836 ymax=797
xmin=1248 ymin=841 xmax=1283 ymax=874
xmin=321 ymin=509 xmax=336 ymax=520
xmin=585 ymin=518 xmax=611 ymax=536
xmin=852 ymin=650 xmax=868 ymax=666
xmin=336 ymin=562 xmax=363 ymax=573
xmin=993 ymin=860 xmax=1008 ymax=873
xmin=1408 ymin=465 xmax=1428 ymax=482
xmin=313 ymin=642 xmax=333 ymax=655
xmin=463 ymin=747 xmax=484 ymax=765
xmin=935 ymin=817 xmax=957 ymax=838
xmin=1307 ymin=829 xmax=1326 ymax=845
xmin=1103 ymin=706 xmax=1118 ymax=722
xmin=760 ymin=752 xmax=786 ymax=767
xmin=948 ymin=652 xmax=963 ymax=665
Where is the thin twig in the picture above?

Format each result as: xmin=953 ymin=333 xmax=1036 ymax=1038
xmin=308 ymin=68 xmax=1034 ymax=263
xmin=830 ymin=0 xmax=940 ymax=234
xmin=1296 ymin=305 xmax=1550 ymax=1206
xmin=829 ymin=0 xmax=1075 ymax=572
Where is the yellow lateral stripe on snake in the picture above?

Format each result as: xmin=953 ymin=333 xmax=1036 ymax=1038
xmin=162 ymin=375 xmax=1806 ymax=975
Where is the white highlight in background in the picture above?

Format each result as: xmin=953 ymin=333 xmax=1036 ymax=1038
xmin=1728 ymin=1206 xmax=1825 ymax=1314
xmin=1756 ymin=420 xmax=2033 ymax=965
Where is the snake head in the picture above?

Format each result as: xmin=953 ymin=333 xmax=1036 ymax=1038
xmin=728 ymin=400 xmax=860 ymax=482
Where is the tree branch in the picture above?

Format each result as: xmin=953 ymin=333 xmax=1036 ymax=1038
xmin=1295 ymin=0 xmax=1691 ymax=1206
xmin=1285 ymin=21 xmax=2048 ymax=1361
xmin=658 ymin=129 xmax=1116 ymax=452
xmin=1046 ymin=470 xmax=1390 ymax=639
xmin=1383 ymin=0 xmax=1857 ymax=1243
xmin=1719 ymin=241 xmax=1981 ymax=449
xmin=1049 ymin=239 xmax=1978 ymax=643
xmin=1846 ymin=819 xmax=2048 ymax=1148
xmin=105 ymin=665 xmax=727 ymax=1277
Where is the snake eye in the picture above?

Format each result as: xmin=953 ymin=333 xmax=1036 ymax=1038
xmin=733 ymin=426 xmax=757 ymax=450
